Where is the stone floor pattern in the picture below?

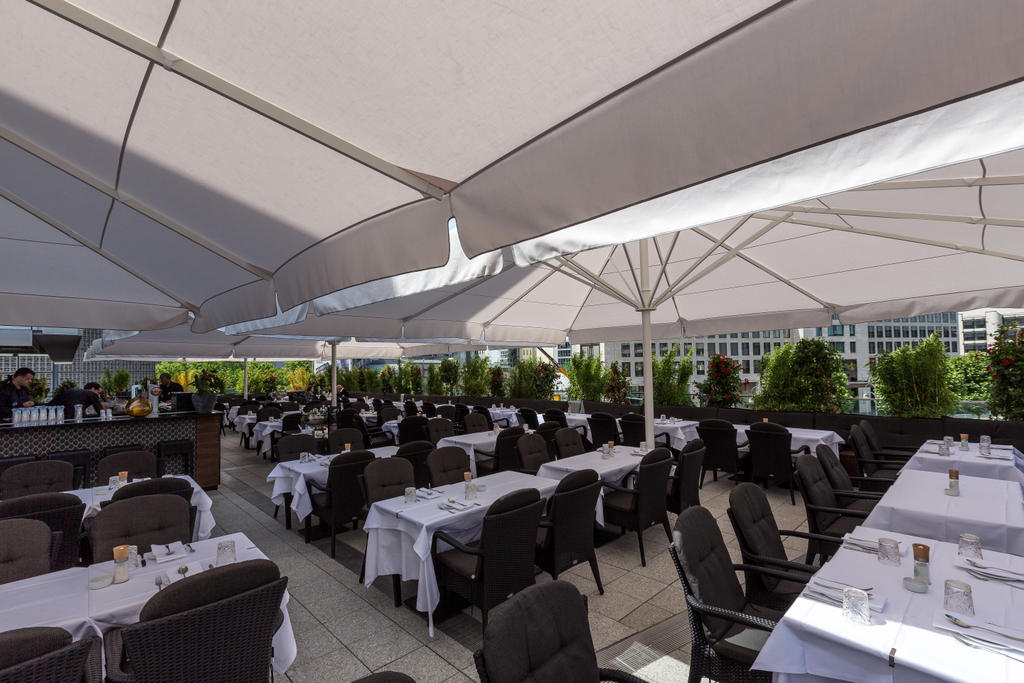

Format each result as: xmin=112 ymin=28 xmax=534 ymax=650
xmin=212 ymin=432 xmax=811 ymax=682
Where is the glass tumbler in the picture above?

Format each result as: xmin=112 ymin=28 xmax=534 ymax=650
xmin=842 ymin=587 xmax=871 ymax=625
xmin=979 ymin=435 xmax=992 ymax=455
xmin=216 ymin=540 xmax=236 ymax=566
xmin=957 ymin=533 xmax=983 ymax=560
xmin=944 ymin=579 xmax=975 ymax=616
xmin=878 ymin=538 xmax=902 ymax=566
xmin=943 ymin=436 xmax=955 ymax=451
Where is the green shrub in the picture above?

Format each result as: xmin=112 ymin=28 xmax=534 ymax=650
xmin=603 ymin=362 xmax=631 ymax=405
xmin=425 ymin=364 xmax=444 ymax=394
xmin=566 ymin=353 xmax=609 ymax=401
xmin=652 ymin=346 xmax=694 ymax=406
xmin=360 ymin=368 xmax=382 ymax=393
xmin=407 ymin=363 xmax=424 ymax=394
xmin=871 ymin=333 xmax=956 ymax=418
xmin=461 ymin=355 xmax=490 ymax=396
xmin=380 ymin=365 xmax=397 ymax=393
xmin=947 ymin=351 xmax=992 ymax=402
xmin=988 ymin=323 xmax=1024 ymax=420
xmin=489 ymin=366 xmax=505 ymax=397
xmin=696 ymin=354 xmax=742 ymax=407
xmin=438 ymin=358 xmax=460 ymax=395
xmin=754 ymin=338 xmax=847 ymax=413
xmin=506 ymin=359 xmax=558 ymax=399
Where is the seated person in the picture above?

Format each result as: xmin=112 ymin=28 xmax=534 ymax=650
xmin=50 ymin=381 xmax=105 ymax=419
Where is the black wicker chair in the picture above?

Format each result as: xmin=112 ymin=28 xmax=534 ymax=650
xmin=94 ymin=451 xmax=157 ymax=484
xmin=427 ymin=417 xmax=455 ymax=445
xmin=354 ymin=414 xmax=395 ymax=448
xmin=0 ymin=627 xmax=97 ymax=683
xmin=0 ymin=493 xmax=84 ymax=571
xmin=619 ymin=413 xmax=671 ymax=450
xmin=601 ymin=448 xmax=673 ymax=566
xmin=0 ymin=518 xmax=55 ymax=585
xmin=816 ymin=444 xmax=888 ymax=502
xmin=89 ymin=494 xmax=190 ymax=562
xmin=453 ymin=404 xmax=471 ymax=432
xmin=670 ymin=507 xmax=784 ymax=683
xmin=103 ymin=559 xmax=286 ymax=683
xmin=403 ymin=400 xmax=419 ymax=416
xmin=104 ymin=477 xmax=197 ymax=539
xmin=397 ymin=416 xmax=431 ymax=445
xmin=327 ymin=428 xmax=365 ymax=453
xmin=515 ymin=433 xmax=551 ymax=475
xmin=474 ymin=405 xmax=510 ymax=430
xmin=45 ymin=450 xmax=90 ymax=490
xmin=396 ymin=440 xmax=434 ymax=488
xmin=587 ymin=412 xmax=621 ymax=446
xmin=536 ymin=421 xmax=560 ymax=458
xmin=359 ymin=458 xmax=415 ymax=604
xmin=726 ymin=483 xmax=816 ymax=610
xmin=746 ymin=421 xmax=808 ymax=505
xmin=427 ymin=446 xmax=471 ymax=486
xmin=696 ymin=419 xmax=749 ymax=486
xmin=535 ymin=469 xmax=603 ymax=592
xmin=379 ymin=404 xmax=402 ymax=424
xmin=849 ymin=425 xmax=905 ymax=491
xmin=307 ymin=450 xmax=376 ymax=555
xmin=372 ymin=398 xmax=383 ymax=413
xmin=432 ymin=489 xmax=544 ymax=628
xmin=554 ymin=427 xmax=586 ymax=458
xmin=667 ymin=439 xmax=704 ymax=515
xmin=476 ymin=427 xmax=525 ymax=475
xmin=859 ymin=419 xmax=919 ymax=455
xmin=516 ymin=407 xmax=540 ymax=430
xmin=473 ymin=581 xmax=641 ymax=682
xmin=543 ymin=408 xmax=568 ymax=428
xmin=269 ymin=412 xmax=304 ymax=461
xmin=421 ymin=401 xmax=437 ymax=418
xmin=0 ymin=460 xmax=74 ymax=500
xmin=436 ymin=404 xmax=456 ymax=420
xmin=794 ymin=453 xmax=871 ymax=565
xmin=462 ymin=412 xmax=489 ymax=435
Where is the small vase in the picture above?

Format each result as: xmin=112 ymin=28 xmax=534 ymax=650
xmin=192 ymin=392 xmax=216 ymax=414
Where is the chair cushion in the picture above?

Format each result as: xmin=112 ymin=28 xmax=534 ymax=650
xmin=310 ymin=492 xmax=329 ymax=509
xmin=710 ymin=603 xmax=782 ymax=665
xmin=0 ymin=626 xmax=72 ymax=670
xmin=844 ymin=498 xmax=877 ymax=514
xmin=603 ymin=490 xmax=636 ymax=513
xmin=822 ymin=514 xmax=862 ymax=538
xmin=0 ymin=518 xmax=52 ymax=585
xmin=140 ymin=559 xmax=280 ymax=621
xmin=0 ymin=460 xmax=74 ymax=499
xmin=436 ymin=542 xmax=480 ymax=579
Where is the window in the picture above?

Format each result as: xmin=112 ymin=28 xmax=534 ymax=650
xmin=815 ymin=328 xmax=823 ymax=337
xmin=730 ymin=333 xmax=739 ymax=338
xmin=696 ymin=360 xmax=705 ymax=375
xmin=741 ymin=332 xmax=749 ymax=338
xmin=752 ymin=331 xmax=760 ymax=338
xmin=886 ymin=341 xmax=893 ymax=352
xmin=868 ymin=326 xmax=875 ymax=338
xmin=683 ymin=343 xmax=692 ymax=354
xmin=730 ymin=342 xmax=739 ymax=356
xmin=869 ymin=341 xmax=876 ymax=354
xmin=773 ymin=330 xmax=781 ymax=338
xmin=620 ymin=343 xmax=630 ymax=358
xmin=742 ymin=360 xmax=750 ymax=373
xmin=829 ymin=341 xmax=845 ymax=353
xmin=696 ymin=344 xmax=704 ymax=356
xmin=850 ymin=341 xmax=856 ymax=353
xmin=884 ymin=326 xmax=892 ymax=337
xmin=671 ymin=343 xmax=680 ymax=354
xmin=783 ymin=330 xmax=791 ymax=338
xmin=753 ymin=359 xmax=761 ymax=373
xmin=829 ymin=324 xmax=843 ymax=336
xmin=774 ymin=342 xmax=782 ymax=350
xmin=741 ymin=343 xmax=749 ymax=356
xmin=848 ymin=325 xmax=856 ymax=335
xmin=951 ymin=341 xmax=958 ymax=353
xmin=753 ymin=342 xmax=761 ymax=356
xmin=634 ymin=362 xmax=643 ymax=377
xmin=634 ymin=343 xmax=643 ymax=357
xmin=659 ymin=342 xmax=668 ymax=356
xmin=622 ymin=363 xmax=631 ymax=377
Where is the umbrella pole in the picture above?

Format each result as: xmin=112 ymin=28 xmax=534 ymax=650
xmin=639 ymin=239 xmax=655 ymax=447
xmin=242 ymin=358 xmax=249 ymax=399
xmin=330 ymin=341 xmax=338 ymax=409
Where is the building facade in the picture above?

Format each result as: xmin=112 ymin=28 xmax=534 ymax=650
xmin=959 ymin=308 xmax=1024 ymax=353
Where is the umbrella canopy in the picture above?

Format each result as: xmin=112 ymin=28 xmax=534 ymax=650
xmin=4 ymin=2 xmax=1024 ymax=331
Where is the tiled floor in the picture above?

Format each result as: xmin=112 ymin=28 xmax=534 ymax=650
xmin=211 ymin=431 xmax=811 ymax=681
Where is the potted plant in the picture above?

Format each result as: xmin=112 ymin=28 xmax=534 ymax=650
xmin=870 ymin=333 xmax=956 ymax=418
xmin=696 ymin=354 xmax=743 ymax=407
xmin=988 ymin=323 xmax=1024 ymax=420
xmin=192 ymin=369 xmax=225 ymax=413
xmin=603 ymin=362 xmax=631 ymax=405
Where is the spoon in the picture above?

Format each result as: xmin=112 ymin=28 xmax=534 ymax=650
xmin=154 ymin=575 xmax=163 ymax=591
xmin=945 ymin=614 xmax=1024 ymax=643
xmin=966 ymin=568 xmax=1024 ymax=590
xmin=965 ymin=558 xmax=1024 ymax=576
xmin=178 ymin=565 xmax=189 ymax=579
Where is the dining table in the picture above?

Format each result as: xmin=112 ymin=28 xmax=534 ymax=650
xmin=436 ymin=431 xmax=501 ymax=475
xmin=864 ymin=469 xmax=1024 ymax=556
xmin=362 ymin=470 xmax=560 ymax=635
xmin=0 ymin=532 xmax=298 ymax=673
xmin=903 ymin=441 xmax=1024 ymax=483
xmin=754 ymin=525 xmax=1024 ymax=682
xmin=536 ymin=445 xmax=649 ymax=525
xmin=251 ymin=417 xmax=311 ymax=455
xmin=266 ymin=445 xmax=400 ymax=525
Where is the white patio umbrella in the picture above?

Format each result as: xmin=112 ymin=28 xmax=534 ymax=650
xmin=4 ymin=2 xmax=1024 ymax=331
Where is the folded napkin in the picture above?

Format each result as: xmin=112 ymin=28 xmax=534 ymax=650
xmin=164 ymin=562 xmax=205 ymax=585
xmin=439 ymin=499 xmax=473 ymax=511
xmin=843 ymin=533 xmax=909 ymax=556
xmin=804 ymin=583 xmax=886 ymax=612
xmin=979 ymin=451 xmax=1014 ymax=460
xmin=991 ymin=444 xmax=1014 ymax=451
xmin=932 ymin=609 xmax=1024 ymax=653
xmin=417 ymin=488 xmax=442 ymax=499
xmin=154 ymin=541 xmax=189 ymax=564
xmin=953 ymin=555 xmax=1024 ymax=581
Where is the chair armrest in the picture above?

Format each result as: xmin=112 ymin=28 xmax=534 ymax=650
xmin=849 ymin=474 xmax=892 ymax=487
xmin=737 ymin=439 xmax=749 ymax=449
xmin=741 ymin=552 xmax=817 ymax=575
xmin=103 ymin=627 xmax=133 ymax=683
xmin=431 ymin=530 xmax=484 ymax=557
xmin=733 ymin=563 xmax=812 ymax=585
xmin=834 ymin=490 xmax=881 ymax=500
xmin=601 ymin=481 xmax=637 ymax=496
xmin=574 ymin=425 xmax=589 ymax=438
xmin=538 ymin=518 xmax=554 ymax=528
xmin=791 ymin=445 xmax=811 ymax=455
xmin=685 ymin=593 xmax=776 ymax=632
xmin=779 ymin=528 xmax=845 ymax=544
xmin=804 ymin=502 xmax=870 ymax=519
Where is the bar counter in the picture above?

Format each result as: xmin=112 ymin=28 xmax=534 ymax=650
xmin=0 ymin=411 xmax=222 ymax=488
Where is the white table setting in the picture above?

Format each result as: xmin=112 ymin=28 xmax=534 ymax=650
xmin=362 ymin=469 xmax=560 ymax=635
xmin=536 ymin=445 xmax=648 ymax=525
xmin=67 ymin=474 xmax=215 ymax=540
xmin=252 ymin=417 xmax=312 ymax=455
xmin=436 ymin=431 xmax=502 ymax=475
xmin=267 ymin=445 xmax=399 ymax=523
xmin=904 ymin=440 xmax=1024 ymax=483
xmin=864 ymin=469 xmax=1024 ymax=556
xmin=487 ymin=406 xmax=519 ymax=427
xmin=0 ymin=532 xmax=298 ymax=673
xmin=755 ymin=525 xmax=1024 ymax=682
xmin=233 ymin=412 xmax=256 ymax=434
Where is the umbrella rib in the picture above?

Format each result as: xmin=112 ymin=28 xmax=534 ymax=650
xmin=27 ymin=0 xmax=447 ymax=201
xmin=480 ymin=264 xmax=563 ymax=328
xmin=560 ymin=248 xmax=620 ymax=335
xmin=535 ymin=258 xmax=631 ymax=310
xmin=0 ymin=186 xmax=198 ymax=310
xmin=618 ymin=245 xmax=645 ymax=305
xmin=650 ymin=233 xmax=679 ymax=303
xmin=0 ymin=122 xmax=274 ymax=280
xmin=847 ymin=174 xmax=1024 ymax=191
xmin=653 ymin=214 xmax=790 ymax=307
xmin=776 ymin=204 xmax=1024 ymax=228
xmin=554 ymin=255 xmax=643 ymax=308
xmin=978 ymin=158 xmax=989 ymax=250
xmin=651 ymin=214 xmax=752 ymax=307
xmin=399 ymin=274 xmax=495 ymax=323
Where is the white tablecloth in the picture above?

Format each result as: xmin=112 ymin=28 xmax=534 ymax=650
xmin=0 ymin=532 xmax=297 ymax=673
xmin=436 ymin=431 xmax=501 ymax=475
xmin=904 ymin=441 xmax=1024 ymax=483
xmin=267 ymin=446 xmax=399 ymax=522
xmin=536 ymin=445 xmax=644 ymax=525
xmin=233 ymin=412 xmax=256 ymax=434
xmin=488 ymin=407 xmax=519 ymax=427
xmin=864 ymin=469 xmax=1024 ymax=556
xmin=363 ymin=470 xmax=560 ymax=635
xmin=755 ymin=525 xmax=1024 ymax=682
xmin=252 ymin=418 xmax=311 ymax=454
xmin=224 ymin=405 xmax=240 ymax=426
xmin=68 ymin=475 xmax=215 ymax=540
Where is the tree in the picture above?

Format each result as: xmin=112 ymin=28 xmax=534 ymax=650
xmin=988 ymin=323 xmax=1024 ymax=420
xmin=603 ymin=362 xmax=631 ymax=405
xmin=425 ymin=364 xmax=444 ymax=394
xmin=652 ymin=346 xmax=694 ymax=406
xmin=285 ymin=362 xmax=314 ymax=391
xmin=408 ymin=364 xmax=424 ymax=394
xmin=360 ymin=368 xmax=382 ymax=393
xmin=754 ymin=338 xmax=848 ymax=413
xmin=947 ymin=351 xmax=991 ymax=401
xmin=438 ymin=358 xmax=460 ymax=395
xmin=565 ymin=353 xmax=609 ymax=401
xmin=489 ymin=366 xmax=505 ymax=397
xmin=461 ymin=355 xmax=490 ymax=396
xmin=506 ymin=359 xmax=558 ymax=399
xmin=870 ymin=333 xmax=956 ymax=418
xmin=380 ymin=365 xmax=397 ymax=393
xmin=696 ymin=354 xmax=743 ymax=407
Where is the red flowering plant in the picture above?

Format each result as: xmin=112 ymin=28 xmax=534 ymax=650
xmin=489 ymin=366 xmax=505 ymax=397
xmin=603 ymin=362 xmax=631 ymax=405
xmin=262 ymin=374 xmax=278 ymax=393
xmin=988 ymin=323 xmax=1024 ymax=420
xmin=193 ymin=369 xmax=225 ymax=395
xmin=695 ymin=354 xmax=743 ymax=407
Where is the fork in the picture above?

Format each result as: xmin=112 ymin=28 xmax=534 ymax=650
xmin=966 ymin=558 xmax=1024 ymax=576
xmin=966 ymin=568 xmax=1024 ymax=590
xmin=945 ymin=614 xmax=1024 ymax=643
xmin=952 ymin=633 xmax=1024 ymax=663
xmin=814 ymin=578 xmax=873 ymax=592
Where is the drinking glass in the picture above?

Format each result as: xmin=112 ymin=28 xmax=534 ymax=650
xmin=944 ymin=579 xmax=975 ymax=616
xmin=108 ymin=475 xmax=120 ymax=489
xmin=938 ymin=442 xmax=950 ymax=457
xmin=980 ymin=435 xmax=992 ymax=455
xmin=639 ymin=441 xmax=648 ymax=451
xmin=842 ymin=587 xmax=871 ymax=625
xmin=12 ymin=408 xmax=21 ymax=425
xmin=404 ymin=487 xmax=417 ymax=504
xmin=878 ymin=538 xmax=902 ymax=566
xmin=216 ymin=540 xmax=236 ymax=566
xmin=957 ymin=533 xmax=983 ymax=560
xmin=943 ymin=436 xmax=955 ymax=451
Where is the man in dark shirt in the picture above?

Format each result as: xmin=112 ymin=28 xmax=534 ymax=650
xmin=50 ymin=381 xmax=105 ymax=419
xmin=0 ymin=367 xmax=36 ymax=418
xmin=156 ymin=373 xmax=185 ymax=400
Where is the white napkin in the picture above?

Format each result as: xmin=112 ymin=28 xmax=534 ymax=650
xmin=154 ymin=541 xmax=189 ymax=564
xmin=804 ymin=583 xmax=886 ymax=612
xmin=843 ymin=533 xmax=909 ymax=556
xmin=417 ymin=488 xmax=442 ymax=499
xmin=932 ymin=608 xmax=1024 ymax=653
xmin=953 ymin=555 xmax=1024 ymax=581
xmin=164 ymin=562 xmax=205 ymax=584
xmin=440 ymin=499 xmax=472 ymax=511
